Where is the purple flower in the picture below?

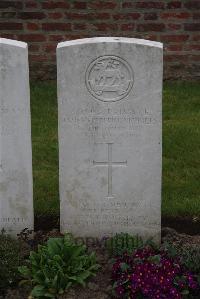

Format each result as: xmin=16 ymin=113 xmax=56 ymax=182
xmin=116 ymin=285 xmax=125 ymax=296
xmin=112 ymin=246 xmax=199 ymax=298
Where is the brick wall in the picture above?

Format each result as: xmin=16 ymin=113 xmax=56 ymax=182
xmin=0 ymin=0 xmax=200 ymax=80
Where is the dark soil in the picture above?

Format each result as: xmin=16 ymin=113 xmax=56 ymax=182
xmin=162 ymin=216 xmax=200 ymax=235
xmin=34 ymin=215 xmax=59 ymax=231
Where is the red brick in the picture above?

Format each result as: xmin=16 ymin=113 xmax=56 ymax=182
xmin=64 ymin=34 xmax=83 ymax=40
xmin=162 ymin=35 xmax=189 ymax=42
xmin=42 ymin=23 xmax=71 ymax=31
xmin=73 ymin=2 xmax=87 ymax=9
xmin=88 ymin=1 xmax=117 ymax=10
xmin=144 ymin=13 xmax=158 ymax=20
xmin=25 ymin=1 xmax=38 ymax=8
xmin=144 ymin=34 xmax=158 ymax=41
xmin=18 ymin=34 xmax=46 ymax=42
xmin=49 ymin=35 xmax=64 ymax=42
xmin=64 ymin=34 xmax=91 ymax=41
xmin=42 ymin=1 xmax=70 ymax=9
xmin=167 ymin=1 xmax=182 ymax=9
xmin=189 ymin=55 xmax=200 ymax=61
xmin=167 ymin=23 xmax=182 ymax=31
xmin=113 ymin=13 xmax=140 ymax=20
xmin=161 ymin=12 xmax=191 ymax=20
xmin=137 ymin=23 xmax=165 ymax=32
xmin=0 ymin=22 xmax=23 ymax=30
xmin=184 ymin=23 xmax=200 ymax=31
xmin=165 ymin=54 xmax=188 ymax=62
xmin=90 ymin=13 xmax=111 ymax=20
xmin=65 ymin=12 xmax=110 ymax=20
xmin=73 ymin=23 xmax=87 ymax=30
xmin=65 ymin=12 xmax=86 ymax=19
xmin=0 ymin=1 xmax=22 ymax=9
xmin=184 ymin=44 xmax=200 ymax=51
xmin=136 ymin=2 xmax=165 ymax=9
xmin=44 ymin=44 xmax=57 ymax=53
xmin=193 ymin=13 xmax=200 ymax=19
xmin=193 ymin=35 xmax=200 ymax=41
xmin=122 ymin=2 xmax=134 ymax=8
xmin=0 ymin=12 xmax=16 ymax=18
xmin=0 ymin=33 xmax=15 ymax=39
xmin=48 ymin=54 xmax=56 ymax=61
xmin=93 ymin=23 xmax=117 ymax=31
xmin=30 ymin=54 xmax=50 ymax=62
xmin=121 ymin=23 xmax=135 ymax=31
xmin=167 ymin=44 xmax=183 ymax=51
xmin=48 ymin=12 xmax=63 ymax=19
xmin=18 ymin=12 xmax=46 ymax=20
xmin=184 ymin=1 xmax=200 ymax=9
xmin=27 ymin=22 xmax=40 ymax=31
xmin=29 ymin=44 xmax=40 ymax=52
xmin=0 ymin=0 xmax=197 ymax=81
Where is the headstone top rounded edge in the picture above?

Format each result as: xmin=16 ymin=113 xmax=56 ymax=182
xmin=0 ymin=38 xmax=27 ymax=49
xmin=57 ymin=37 xmax=163 ymax=49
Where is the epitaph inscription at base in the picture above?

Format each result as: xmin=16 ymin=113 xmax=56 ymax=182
xmin=57 ymin=37 xmax=163 ymax=243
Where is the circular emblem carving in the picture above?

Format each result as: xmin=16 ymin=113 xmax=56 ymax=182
xmin=85 ymin=55 xmax=134 ymax=102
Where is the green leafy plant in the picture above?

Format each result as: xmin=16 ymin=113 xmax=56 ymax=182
xmin=0 ymin=232 xmax=22 ymax=293
xmin=163 ymin=242 xmax=200 ymax=274
xmin=181 ymin=245 xmax=200 ymax=274
xmin=18 ymin=233 xmax=100 ymax=298
xmin=161 ymin=241 xmax=178 ymax=259
xmin=105 ymin=233 xmax=157 ymax=256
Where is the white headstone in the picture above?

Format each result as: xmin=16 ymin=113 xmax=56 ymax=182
xmin=0 ymin=38 xmax=33 ymax=236
xmin=57 ymin=37 xmax=163 ymax=242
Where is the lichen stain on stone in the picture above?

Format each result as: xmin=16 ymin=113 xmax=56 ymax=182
xmin=8 ymin=195 xmax=28 ymax=217
xmin=5 ymin=172 xmax=29 ymax=217
xmin=101 ymin=177 xmax=107 ymax=188
xmin=66 ymin=190 xmax=78 ymax=209
xmin=0 ymin=182 xmax=7 ymax=192
xmin=82 ymin=191 xmax=92 ymax=202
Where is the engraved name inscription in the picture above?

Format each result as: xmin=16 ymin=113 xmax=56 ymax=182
xmin=64 ymin=104 xmax=157 ymax=141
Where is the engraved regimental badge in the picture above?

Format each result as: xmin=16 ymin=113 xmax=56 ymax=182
xmin=86 ymin=55 xmax=134 ymax=102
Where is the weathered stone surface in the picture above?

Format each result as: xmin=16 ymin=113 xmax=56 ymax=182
xmin=0 ymin=38 xmax=33 ymax=236
xmin=57 ymin=37 xmax=163 ymax=242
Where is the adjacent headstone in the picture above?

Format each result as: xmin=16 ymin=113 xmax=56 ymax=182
xmin=0 ymin=38 xmax=33 ymax=236
xmin=57 ymin=37 xmax=163 ymax=242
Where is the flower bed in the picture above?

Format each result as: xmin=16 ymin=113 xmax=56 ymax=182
xmin=0 ymin=229 xmax=200 ymax=299
xmin=112 ymin=247 xmax=199 ymax=298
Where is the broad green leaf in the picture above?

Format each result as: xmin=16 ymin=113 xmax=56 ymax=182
xmin=18 ymin=279 xmax=30 ymax=286
xmin=31 ymin=285 xmax=46 ymax=297
xmin=120 ymin=262 xmax=129 ymax=271
xmin=181 ymin=289 xmax=189 ymax=295
xmin=47 ymin=238 xmax=63 ymax=256
xmin=18 ymin=266 xmax=31 ymax=278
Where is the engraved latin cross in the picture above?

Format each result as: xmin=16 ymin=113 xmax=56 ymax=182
xmin=93 ymin=143 xmax=127 ymax=198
